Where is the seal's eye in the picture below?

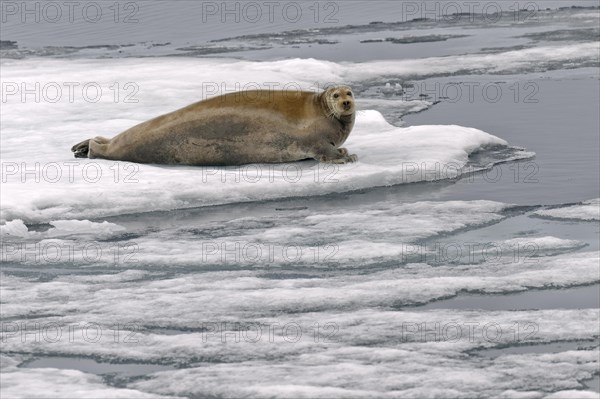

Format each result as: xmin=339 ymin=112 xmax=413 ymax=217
xmin=347 ymin=92 xmax=352 ymax=96
xmin=333 ymin=93 xmax=339 ymax=98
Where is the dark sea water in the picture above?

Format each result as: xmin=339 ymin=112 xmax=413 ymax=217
xmin=403 ymin=69 xmax=600 ymax=205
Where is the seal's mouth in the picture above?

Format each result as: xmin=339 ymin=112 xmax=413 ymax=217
xmin=338 ymin=102 xmax=355 ymax=115
xmin=330 ymin=105 xmax=351 ymax=118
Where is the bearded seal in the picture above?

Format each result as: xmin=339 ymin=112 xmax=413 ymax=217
xmin=71 ymin=85 xmax=357 ymax=165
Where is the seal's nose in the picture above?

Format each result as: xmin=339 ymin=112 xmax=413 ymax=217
xmin=342 ymin=101 xmax=352 ymax=109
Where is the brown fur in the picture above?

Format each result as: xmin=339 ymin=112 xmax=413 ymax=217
xmin=71 ymin=85 xmax=357 ymax=165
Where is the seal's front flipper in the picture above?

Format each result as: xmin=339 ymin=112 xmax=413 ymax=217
xmin=316 ymin=147 xmax=358 ymax=164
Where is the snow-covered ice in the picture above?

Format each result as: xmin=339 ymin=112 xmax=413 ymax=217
xmin=534 ymin=199 xmax=600 ymax=221
xmin=1 ymin=219 xmax=126 ymax=239
xmin=0 ymin=56 xmax=533 ymax=223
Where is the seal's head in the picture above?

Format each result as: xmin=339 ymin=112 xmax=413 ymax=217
xmin=322 ymin=85 xmax=355 ymax=119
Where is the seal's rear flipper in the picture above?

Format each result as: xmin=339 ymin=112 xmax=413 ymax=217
xmin=71 ymin=136 xmax=110 ymax=158
xmin=71 ymin=139 xmax=90 ymax=158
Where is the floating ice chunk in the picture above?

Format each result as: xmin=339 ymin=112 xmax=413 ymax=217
xmin=0 ymin=219 xmax=126 ymax=239
xmin=544 ymin=391 xmax=600 ymax=399
xmin=0 ymin=220 xmax=29 ymax=238
xmin=570 ymin=12 xmax=600 ymax=19
xmin=501 ymin=236 xmax=587 ymax=254
xmin=1 ymin=56 xmax=533 ymax=223
xmin=533 ymin=199 xmax=600 ymax=221
xmin=47 ymin=220 xmax=126 ymax=238
xmin=1 ymin=353 xmax=173 ymax=398
xmin=0 ymin=364 xmax=171 ymax=398
xmin=61 ymin=270 xmax=151 ymax=283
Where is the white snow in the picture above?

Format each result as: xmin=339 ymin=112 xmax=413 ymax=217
xmin=1 ymin=363 xmax=172 ymax=398
xmin=544 ymin=391 xmax=600 ymax=399
xmin=499 ymin=236 xmax=588 ymax=256
xmin=1 ymin=219 xmax=126 ymax=239
xmin=534 ymin=199 xmax=600 ymax=221
xmin=0 ymin=219 xmax=29 ymax=238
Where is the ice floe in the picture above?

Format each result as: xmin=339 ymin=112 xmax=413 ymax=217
xmin=533 ymin=199 xmax=600 ymax=221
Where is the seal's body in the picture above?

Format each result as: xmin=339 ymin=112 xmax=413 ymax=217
xmin=71 ymin=86 xmax=357 ymax=165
